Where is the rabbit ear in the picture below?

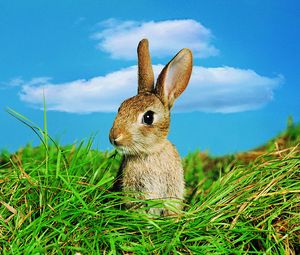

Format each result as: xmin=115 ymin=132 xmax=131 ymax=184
xmin=155 ymin=48 xmax=193 ymax=109
xmin=137 ymin=39 xmax=154 ymax=94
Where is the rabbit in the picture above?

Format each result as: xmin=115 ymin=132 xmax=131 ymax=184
xmin=109 ymin=38 xmax=193 ymax=216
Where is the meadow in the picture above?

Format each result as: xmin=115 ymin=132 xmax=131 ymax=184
xmin=0 ymin=111 xmax=299 ymax=254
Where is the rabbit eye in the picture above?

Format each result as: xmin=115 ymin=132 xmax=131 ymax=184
xmin=142 ymin=111 xmax=154 ymax=125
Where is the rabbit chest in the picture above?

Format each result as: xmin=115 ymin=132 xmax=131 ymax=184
xmin=121 ymin=141 xmax=185 ymax=200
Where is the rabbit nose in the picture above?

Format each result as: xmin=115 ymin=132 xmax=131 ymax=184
xmin=110 ymin=135 xmax=123 ymax=146
xmin=109 ymin=129 xmax=123 ymax=146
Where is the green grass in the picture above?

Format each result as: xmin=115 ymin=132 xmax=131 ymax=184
xmin=0 ymin=112 xmax=299 ymax=254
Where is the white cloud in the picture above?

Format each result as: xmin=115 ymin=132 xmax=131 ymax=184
xmin=0 ymin=77 xmax=26 ymax=89
xmin=19 ymin=66 xmax=283 ymax=113
xmin=178 ymin=67 xmax=283 ymax=113
xmin=8 ymin=77 xmax=25 ymax=87
xmin=92 ymin=19 xmax=219 ymax=60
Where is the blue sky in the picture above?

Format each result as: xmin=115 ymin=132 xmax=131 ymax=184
xmin=0 ymin=1 xmax=299 ymax=156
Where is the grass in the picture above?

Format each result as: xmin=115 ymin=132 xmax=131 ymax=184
xmin=0 ymin=111 xmax=299 ymax=254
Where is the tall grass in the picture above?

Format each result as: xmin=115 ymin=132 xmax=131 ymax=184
xmin=0 ymin=110 xmax=299 ymax=254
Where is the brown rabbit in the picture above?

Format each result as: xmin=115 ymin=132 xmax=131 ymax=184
xmin=109 ymin=39 xmax=193 ymax=215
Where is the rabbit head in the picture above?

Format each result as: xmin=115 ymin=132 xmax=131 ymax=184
xmin=109 ymin=39 xmax=192 ymax=155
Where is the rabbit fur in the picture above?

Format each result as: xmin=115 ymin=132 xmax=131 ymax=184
xmin=109 ymin=39 xmax=193 ymax=215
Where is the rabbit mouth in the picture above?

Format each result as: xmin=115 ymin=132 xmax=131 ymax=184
xmin=114 ymin=144 xmax=145 ymax=156
xmin=114 ymin=141 xmax=165 ymax=156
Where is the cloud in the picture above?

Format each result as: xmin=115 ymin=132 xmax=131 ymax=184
xmin=1 ymin=77 xmax=53 ymax=90
xmin=7 ymin=77 xmax=25 ymax=87
xmin=19 ymin=66 xmax=283 ymax=113
xmin=179 ymin=67 xmax=283 ymax=113
xmin=92 ymin=19 xmax=219 ymax=60
xmin=0 ymin=77 xmax=25 ymax=89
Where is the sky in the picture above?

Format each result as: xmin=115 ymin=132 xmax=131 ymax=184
xmin=0 ymin=0 xmax=299 ymax=156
